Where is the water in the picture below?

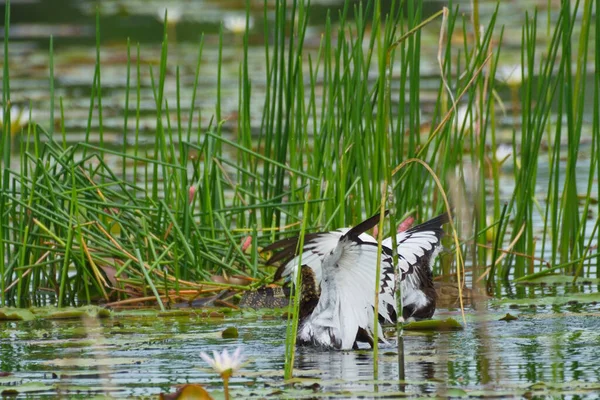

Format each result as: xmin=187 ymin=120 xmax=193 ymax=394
xmin=2 ymin=295 xmax=600 ymax=398
xmin=3 ymin=0 xmax=595 ymax=154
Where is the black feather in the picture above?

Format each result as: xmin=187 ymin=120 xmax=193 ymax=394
xmin=405 ymin=213 xmax=450 ymax=235
xmin=342 ymin=210 xmax=389 ymax=242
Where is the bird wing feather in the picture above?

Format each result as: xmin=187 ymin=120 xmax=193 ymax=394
xmin=381 ymin=213 xmax=448 ymax=314
xmin=327 ymin=239 xmax=394 ymax=349
xmin=267 ymin=226 xmax=397 ymax=325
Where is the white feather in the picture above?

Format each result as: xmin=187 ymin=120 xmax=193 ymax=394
xmin=280 ymin=230 xmax=396 ymax=327
xmin=300 ymin=237 xmax=392 ymax=349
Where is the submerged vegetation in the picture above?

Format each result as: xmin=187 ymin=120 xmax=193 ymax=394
xmin=0 ymin=0 xmax=598 ymax=316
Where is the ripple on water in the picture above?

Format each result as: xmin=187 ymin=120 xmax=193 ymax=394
xmin=2 ymin=301 xmax=600 ymax=398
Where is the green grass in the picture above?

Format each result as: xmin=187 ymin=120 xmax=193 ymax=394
xmin=0 ymin=0 xmax=598 ymax=330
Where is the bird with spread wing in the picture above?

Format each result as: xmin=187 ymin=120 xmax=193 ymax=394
xmin=264 ymin=211 xmax=449 ymax=350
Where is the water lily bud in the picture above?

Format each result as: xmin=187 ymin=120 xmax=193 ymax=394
xmin=188 ymin=186 xmax=196 ymax=204
xmin=398 ymin=216 xmax=415 ymax=232
xmin=241 ymin=236 xmax=252 ymax=253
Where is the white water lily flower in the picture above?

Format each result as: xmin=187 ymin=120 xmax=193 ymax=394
xmin=156 ymin=6 xmax=183 ymax=24
xmin=0 ymin=104 xmax=30 ymax=135
xmin=223 ymin=15 xmax=254 ymax=34
xmin=496 ymin=64 xmax=523 ymax=86
xmin=200 ymin=347 xmax=244 ymax=377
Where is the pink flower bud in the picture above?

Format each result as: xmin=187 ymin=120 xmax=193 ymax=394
xmin=241 ymin=236 xmax=252 ymax=252
xmin=188 ymin=185 xmax=196 ymax=204
xmin=398 ymin=216 xmax=414 ymax=232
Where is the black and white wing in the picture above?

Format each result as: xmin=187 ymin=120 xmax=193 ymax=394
xmin=264 ymin=230 xmax=349 ymax=284
xmin=298 ymin=212 xmax=394 ymax=350
xmin=382 ymin=213 xmax=449 ymax=320
xmin=264 ymin=218 xmax=397 ymax=324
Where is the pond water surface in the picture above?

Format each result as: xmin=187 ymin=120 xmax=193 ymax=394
xmin=2 ymin=282 xmax=600 ymax=398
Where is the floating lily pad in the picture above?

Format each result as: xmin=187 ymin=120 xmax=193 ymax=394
xmin=26 ymin=338 xmax=99 ymax=348
xmin=240 ymin=369 xmax=323 ymax=378
xmin=158 ymin=310 xmax=193 ymax=317
xmin=1 ymin=306 xmax=109 ymax=321
xmin=443 ymin=388 xmax=468 ymax=397
xmin=529 ymin=381 xmax=547 ymax=390
xmin=0 ymin=308 xmax=35 ymax=321
xmin=492 ymin=292 xmax=600 ymax=307
xmin=222 ymin=326 xmax=239 ymax=338
xmin=53 ymin=369 xmax=127 ymax=379
xmin=30 ymin=306 xmax=111 ymax=320
xmin=517 ymin=274 xmax=600 ymax=285
xmin=403 ymin=318 xmax=463 ymax=331
xmin=0 ymin=382 xmax=50 ymax=395
xmin=499 ymin=313 xmax=518 ymax=321
xmin=0 ymin=376 xmax=18 ymax=385
xmin=48 ymin=385 xmax=125 ymax=395
xmin=160 ymin=383 xmax=214 ymax=400
xmin=113 ymin=309 xmax=164 ymax=318
xmin=43 ymin=357 xmax=146 ymax=367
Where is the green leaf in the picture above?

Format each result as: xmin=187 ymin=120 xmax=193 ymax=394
xmin=221 ymin=326 xmax=239 ymax=338
xmin=403 ymin=318 xmax=463 ymax=331
xmin=499 ymin=313 xmax=518 ymax=322
xmin=0 ymin=308 xmax=35 ymax=321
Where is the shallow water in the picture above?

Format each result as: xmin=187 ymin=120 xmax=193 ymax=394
xmin=2 ymin=287 xmax=600 ymax=398
xmin=3 ymin=0 xmax=596 ymax=153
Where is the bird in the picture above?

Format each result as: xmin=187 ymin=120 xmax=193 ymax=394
xmin=264 ymin=211 xmax=449 ymax=350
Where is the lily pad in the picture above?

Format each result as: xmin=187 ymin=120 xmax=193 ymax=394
xmin=0 ymin=308 xmax=35 ymax=321
xmin=0 ymin=376 xmax=18 ymax=385
xmin=499 ymin=313 xmax=518 ymax=321
xmin=0 ymin=382 xmax=50 ymax=395
xmin=29 ymin=306 xmax=111 ymax=320
xmin=49 ymin=385 xmax=125 ymax=395
xmin=113 ymin=309 xmax=164 ymax=318
xmin=26 ymin=338 xmax=99 ymax=348
xmin=443 ymin=387 xmax=468 ymax=397
xmin=492 ymin=292 xmax=600 ymax=307
xmin=43 ymin=357 xmax=146 ymax=367
xmin=222 ymin=326 xmax=239 ymax=338
xmin=516 ymin=274 xmax=600 ymax=285
xmin=403 ymin=318 xmax=463 ymax=331
xmin=53 ymin=369 xmax=127 ymax=379
xmin=158 ymin=310 xmax=193 ymax=317
xmin=529 ymin=382 xmax=547 ymax=390
xmin=160 ymin=383 xmax=214 ymax=400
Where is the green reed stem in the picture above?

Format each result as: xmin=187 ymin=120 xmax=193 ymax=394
xmin=58 ymin=165 xmax=78 ymax=307
xmin=284 ymin=195 xmax=309 ymax=380
xmin=95 ymin=10 xmax=104 ymax=162
xmin=122 ymin=38 xmax=131 ymax=182
xmin=49 ymin=36 xmax=54 ymax=135
xmin=0 ymin=0 xmax=11 ymax=306
xmin=595 ymin=0 xmax=600 ymax=278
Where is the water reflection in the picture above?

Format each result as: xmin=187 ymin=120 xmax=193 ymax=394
xmin=1 ymin=304 xmax=600 ymax=397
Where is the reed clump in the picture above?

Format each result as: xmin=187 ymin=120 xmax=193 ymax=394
xmin=0 ymin=0 xmax=597 ymax=310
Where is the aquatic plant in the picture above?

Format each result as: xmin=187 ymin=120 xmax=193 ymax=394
xmin=0 ymin=0 xmax=597 ymax=352
xmin=200 ymin=347 xmax=246 ymax=400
